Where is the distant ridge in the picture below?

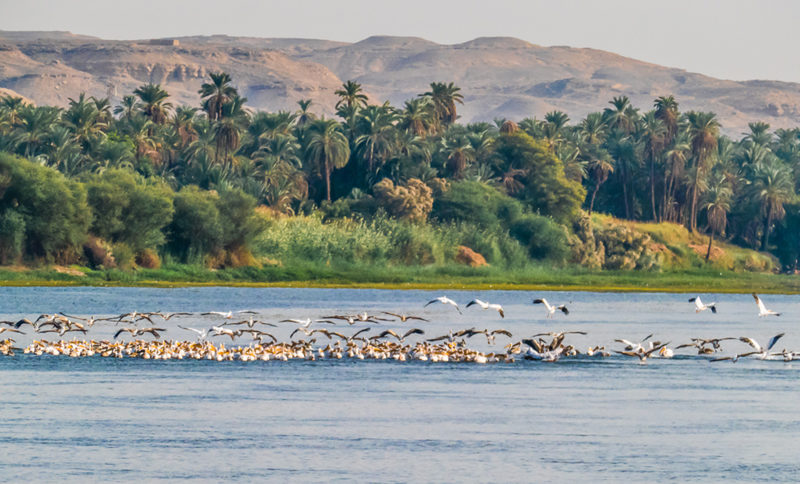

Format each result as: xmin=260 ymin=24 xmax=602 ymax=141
xmin=1 ymin=32 xmax=799 ymax=133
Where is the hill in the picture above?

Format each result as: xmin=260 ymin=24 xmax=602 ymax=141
xmin=2 ymin=32 xmax=800 ymax=133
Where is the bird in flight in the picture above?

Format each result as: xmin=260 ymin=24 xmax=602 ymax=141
xmin=424 ymin=296 xmax=461 ymax=314
xmin=688 ymin=297 xmax=717 ymax=314
xmin=752 ymin=294 xmax=780 ymax=317
xmin=465 ymin=299 xmax=505 ymax=318
xmin=381 ymin=312 xmax=429 ymax=322
xmin=532 ymin=298 xmax=569 ymax=318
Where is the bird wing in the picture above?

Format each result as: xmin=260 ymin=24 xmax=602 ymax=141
xmin=767 ymin=333 xmax=785 ymax=351
xmin=558 ymin=306 xmax=569 ymax=315
xmin=739 ymin=337 xmax=761 ymax=352
xmin=615 ymin=339 xmax=636 ymax=347
xmin=113 ymin=329 xmax=127 ymax=339
xmin=466 ymin=300 xmax=478 ymax=308
xmin=402 ymin=328 xmax=424 ymax=339
xmin=351 ymin=328 xmax=371 ymax=339
xmin=753 ymin=293 xmax=768 ymax=313
xmin=491 ymin=329 xmax=513 ymax=337
xmin=407 ymin=315 xmax=429 ymax=322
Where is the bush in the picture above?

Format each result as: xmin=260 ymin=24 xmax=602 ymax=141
xmin=509 ymin=214 xmax=570 ymax=264
xmin=0 ymin=209 xmax=25 ymax=264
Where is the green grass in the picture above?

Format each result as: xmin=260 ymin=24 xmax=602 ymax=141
xmin=1 ymin=262 xmax=799 ymax=294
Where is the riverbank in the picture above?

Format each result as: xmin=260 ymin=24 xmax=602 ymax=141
xmin=1 ymin=264 xmax=798 ymax=293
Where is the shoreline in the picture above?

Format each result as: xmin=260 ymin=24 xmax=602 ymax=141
xmin=2 ymin=277 xmax=799 ymax=294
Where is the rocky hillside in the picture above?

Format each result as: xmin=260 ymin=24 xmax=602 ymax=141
xmin=2 ymin=31 xmax=800 ymax=133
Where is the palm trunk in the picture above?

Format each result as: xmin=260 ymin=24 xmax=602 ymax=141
xmin=650 ymin=155 xmax=657 ymax=221
xmin=690 ymin=181 xmax=699 ymax=232
xmin=706 ymin=230 xmax=714 ymax=261
xmin=762 ymin=213 xmax=772 ymax=250
xmin=325 ymin=157 xmax=331 ymax=202
xmin=588 ymin=182 xmax=601 ymax=215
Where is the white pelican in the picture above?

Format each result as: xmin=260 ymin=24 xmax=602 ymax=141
xmin=424 ymin=296 xmax=462 ymax=314
xmin=688 ymin=297 xmax=717 ymax=314
xmin=739 ymin=333 xmax=785 ymax=359
xmin=178 ymin=325 xmax=209 ymax=340
xmin=753 ymin=293 xmax=780 ymax=317
xmin=532 ymin=298 xmax=568 ymax=318
xmin=381 ymin=312 xmax=429 ymax=322
xmin=202 ymin=310 xmax=258 ymax=319
xmin=466 ymin=299 xmax=505 ymax=318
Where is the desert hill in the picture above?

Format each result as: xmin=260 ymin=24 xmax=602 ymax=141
xmin=1 ymin=31 xmax=799 ymax=133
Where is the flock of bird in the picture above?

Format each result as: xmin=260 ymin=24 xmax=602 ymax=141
xmin=0 ymin=293 xmax=794 ymax=364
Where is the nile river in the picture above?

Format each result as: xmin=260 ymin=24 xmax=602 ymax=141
xmin=1 ymin=287 xmax=799 ymax=482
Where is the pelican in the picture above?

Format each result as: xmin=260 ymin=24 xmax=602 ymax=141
xmin=113 ymin=327 xmax=166 ymax=339
xmin=424 ymin=296 xmax=462 ymax=314
xmin=178 ymin=325 xmax=210 ymax=340
xmin=381 ymin=312 xmax=429 ymax=322
xmin=615 ymin=342 xmax=669 ymax=362
xmin=688 ymin=297 xmax=717 ymax=314
xmin=615 ymin=334 xmax=654 ymax=352
xmin=150 ymin=312 xmax=193 ymax=320
xmin=532 ymin=298 xmax=568 ymax=318
xmin=224 ymin=317 xmax=276 ymax=329
xmin=280 ymin=318 xmax=336 ymax=328
xmin=465 ymin=299 xmax=505 ymax=318
xmin=739 ymin=333 xmax=785 ymax=359
xmin=202 ymin=310 xmax=258 ymax=319
xmin=0 ymin=327 xmax=24 ymax=336
xmin=753 ymin=293 xmax=780 ymax=317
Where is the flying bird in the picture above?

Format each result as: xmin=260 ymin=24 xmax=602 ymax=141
xmin=465 ymin=299 xmax=505 ymax=318
xmin=752 ymin=293 xmax=780 ymax=317
xmin=532 ymin=298 xmax=569 ymax=318
xmin=424 ymin=296 xmax=461 ymax=314
xmin=688 ymin=297 xmax=717 ymax=314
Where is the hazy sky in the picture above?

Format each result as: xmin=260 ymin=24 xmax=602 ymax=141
xmin=3 ymin=0 xmax=798 ymax=82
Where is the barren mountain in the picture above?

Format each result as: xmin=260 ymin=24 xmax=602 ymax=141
xmin=1 ymin=31 xmax=799 ymax=134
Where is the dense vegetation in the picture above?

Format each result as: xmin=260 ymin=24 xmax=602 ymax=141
xmin=0 ymin=74 xmax=798 ymax=280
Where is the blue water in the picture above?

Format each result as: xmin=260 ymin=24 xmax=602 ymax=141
xmin=1 ymin=287 xmax=799 ymax=482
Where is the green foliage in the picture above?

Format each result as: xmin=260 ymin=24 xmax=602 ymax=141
xmin=493 ymin=132 xmax=586 ymax=223
xmin=0 ymin=153 xmax=90 ymax=262
xmin=432 ymin=180 xmax=521 ymax=230
xmin=509 ymin=214 xmax=570 ymax=263
xmin=0 ymin=209 xmax=25 ymax=264
xmin=86 ymin=169 xmax=174 ymax=252
xmin=167 ymin=186 xmax=223 ymax=263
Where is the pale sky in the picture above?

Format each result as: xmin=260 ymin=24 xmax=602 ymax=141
xmin=2 ymin=0 xmax=798 ymax=82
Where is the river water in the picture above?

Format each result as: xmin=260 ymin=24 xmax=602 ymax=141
xmin=0 ymin=287 xmax=798 ymax=482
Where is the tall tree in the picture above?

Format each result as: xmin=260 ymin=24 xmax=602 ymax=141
xmin=199 ymin=72 xmax=237 ymax=121
xmin=750 ymin=160 xmax=795 ymax=249
xmin=422 ymin=82 xmax=464 ymax=129
xmin=686 ymin=111 xmax=720 ymax=231
xmin=133 ymin=83 xmax=172 ymax=125
xmin=305 ymin=118 xmax=350 ymax=201
xmin=702 ymin=175 xmax=732 ymax=261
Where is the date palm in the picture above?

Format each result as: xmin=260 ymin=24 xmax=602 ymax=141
xmin=702 ymin=175 xmax=732 ymax=261
xmin=422 ymin=82 xmax=463 ymax=129
xmin=399 ymin=98 xmax=435 ymax=137
xmin=334 ymin=80 xmax=368 ymax=112
xmin=213 ymin=95 xmax=248 ymax=168
xmin=18 ymin=105 xmax=61 ymax=158
xmin=305 ymin=118 xmax=350 ymax=201
xmin=603 ymin=96 xmax=638 ymax=134
xmin=744 ymin=121 xmax=772 ymax=147
xmin=750 ymin=160 xmax=795 ymax=249
xmin=654 ymin=95 xmax=679 ymax=144
xmin=63 ymin=93 xmax=106 ymax=149
xmin=133 ymin=83 xmax=172 ymax=125
xmin=354 ymin=103 xmax=398 ymax=179
xmin=199 ymin=72 xmax=237 ymax=121
xmin=687 ymin=111 xmax=720 ymax=231
xmin=640 ymin=112 xmax=667 ymax=221
xmin=585 ymin=146 xmax=614 ymax=214
xmin=113 ymin=95 xmax=140 ymax=120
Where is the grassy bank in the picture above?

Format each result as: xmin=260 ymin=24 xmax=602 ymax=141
xmin=1 ymin=263 xmax=799 ymax=294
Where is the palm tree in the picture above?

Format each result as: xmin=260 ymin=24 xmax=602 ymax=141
xmin=580 ymin=112 xmax=608 ymax=145
xmin=399 ymin=98 xmax=435 ymax=137
xmin=585 ymin=146 xmax=614 ymax=214
xmin=114 ymin=95 xmax=140 ymax=120
xmin=212 ymin=95 xmax=248 ymax=168
xmin=422 ymin=82 xmax=464 ymax=129
xmin=18 ymin=105 xmax=61 ymax=158
xmin=744 ymin=121 xmax=772 ymax=147
xmin=334 ymin=80 xmax=368 ymax=112
xmin=640 ymin=111 xmax=667 ymax=221
xmin=702 ymin=175 xmax=732 ymax=261
xmin=441 ymin=134 xmax=475 ymax=179
xmin=354 ymin=103 xmax=398 ymax=179
xmin=686 ymin=111 xmax=720 ymax=231
xmin=654 ymin=95 xmax=679 ymax=144
xmin=603 ymin=96 xmax=638 ymax=134
xmin=199 ymin=72 xmax=237 ymax=121
xmin=63 ymin=93 xmax=106 ymax=149
xmin=305 ymin=118 xmax=350 ymax=201
xmin=133 ymin=83 xmax=172 ymax=125
xmin=295 ymin=99 xmax=316 ymax=129
xmin=750 ymin=160 xmax=795 ymax=249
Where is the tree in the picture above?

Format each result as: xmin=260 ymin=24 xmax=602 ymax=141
xmin=750 ymin=160 xmax=795 ymax=250
xmin=199 ymin=72 xmax=237 ymax=121
xmin=493 ymin=131 xmax=585 ymax=223
xmin=305 ymin=118 xmax=350 ymax=201
xmin=399 ymin=98 xmax=435 ymax=137
xmin=354 ymin=103 xmax=398 ymax=181
xmin=422 ymin=82 xmax=464 ymax=129
xmin=133 ymin=83 xmax=172 ymax=125
xmin=702 ymin=175 xmax=732 ymax=261
xmin=640 ymin=111 xmax=667 ymax=221
xmin=334 ymin=80 xmax=368 ymax=112
xmin=686 ymin=111 xmax=720 ymax=231
xmin=585 ymin=146 xmax=614 ymax=214
xmin=114 ymin=95 xmax=140 ymax=120
xmin=654 ymin=95 xmax=679 ymax=144
xmin=213 ymin=95 xmax=248 ymax=168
